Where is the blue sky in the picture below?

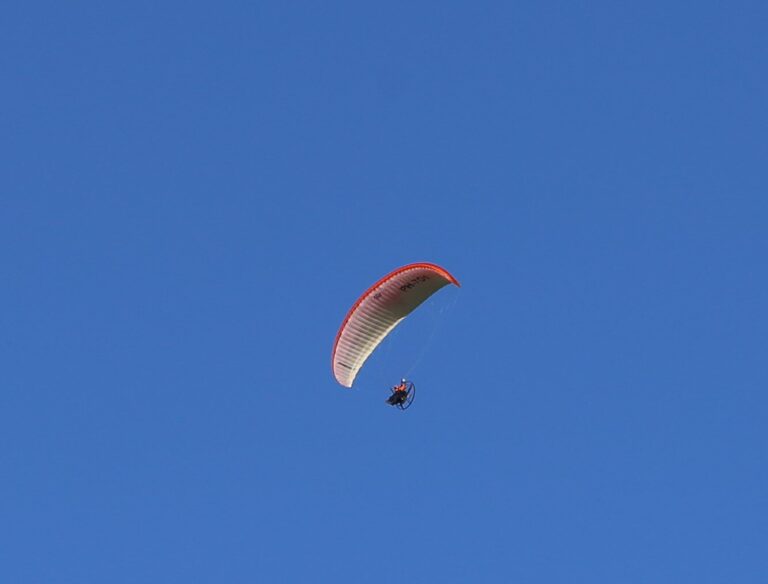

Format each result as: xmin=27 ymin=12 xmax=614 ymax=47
xmin=2 ymin=1 xmax=767 ymax=582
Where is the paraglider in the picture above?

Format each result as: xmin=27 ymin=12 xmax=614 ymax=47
xmin=386 ymin=379 xmax=415 ymax=410
xmin=331 ymin=262 xmax=460 ymax=409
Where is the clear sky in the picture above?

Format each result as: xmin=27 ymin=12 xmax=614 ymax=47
xmin=2 ymin=1 xmax=767 ymax=582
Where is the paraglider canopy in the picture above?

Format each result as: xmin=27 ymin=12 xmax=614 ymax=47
xmin=331 ymin=262 xmax=460 ymax=388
